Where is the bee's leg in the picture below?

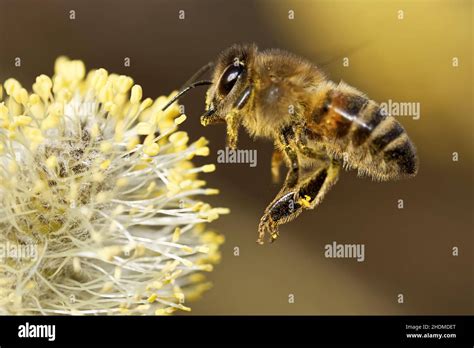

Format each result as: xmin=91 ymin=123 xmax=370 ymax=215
xmin=278 ymin=126 xmax=300 ymax=188
xmin=257 ymin=189 xmax=301 ymax=245
xmin=297 ymin=160 xmax=340 ymax=210
xmin=200 ymin=112 xmax=225 ymax=126
xmin=297 ymin=143 xmax=328 ymax=161
xmin=224 ymin=87 xmax=253 ymax=149
xmin=257 ymin=128 xmax=300 ymax=244
xmin=271 ymin=149 xmax=283 ymax=183
xmin=225 ymin=110 xmax=240 ymax=149
xmin=257 ymin=160 xmax=340 ymax=245
xmin=293 ymin=124 xmax=329 ymax=161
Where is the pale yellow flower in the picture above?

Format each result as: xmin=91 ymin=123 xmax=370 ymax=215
xmin=0 ymin=57 xmax=227 ymax=315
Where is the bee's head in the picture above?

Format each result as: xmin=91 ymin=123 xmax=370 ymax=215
xmin=204 ymin=43 xmax=257 ymax=120
xmin=160 ymin=44 xmax=258 ymax=126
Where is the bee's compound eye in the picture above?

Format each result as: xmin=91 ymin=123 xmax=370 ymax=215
xmin=218 ymin=64 xmax=244 ymax=96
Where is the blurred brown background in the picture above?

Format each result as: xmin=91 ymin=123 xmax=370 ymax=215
xmin=0 ymin=0 xmax=472 ymax=314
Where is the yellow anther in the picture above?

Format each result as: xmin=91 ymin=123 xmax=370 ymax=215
xmin=69 ymin=181 xmax=79 ymax=201
xmin=33 ymin=74 xmax=53 ymax=100
xmin=174 ymin=290 xmax=185 ymax=303
xmin=99 ymin=159 xmax=111 ymax=170
xmin=115 ymin=75 xmax=134 ymax=94
xmin=101 ymin=282 xmax=114 ymax=293
xmin=188 ymin=273 xmax=205 ymax=283
xmin=192 ymin=180 xmax=206 ymax=189
xmin=199 ymin=264 xmax=214 ymax=272
xmin=130 ymin=85 xmax=142 ymax=104
xmin=72 ymin=257 xmax=81 ymax=273
xmin=55 ymin=57 xmax=85 ymax=81
xmin=181 ymin=246 xmax=194 ymax=254
xmin=116 ymin=177 xmax=128 ymax=187
xmin=133 ymin=244 xmax=146 ymax=257
xmin=143 ymin=134 xmax=155 ymax=146
xmin=49 ymin=102 xmax=64 ymax=117
xmin=114 ymin=120 xmax=125 ymax=141
xmin=195 ymin=146 xmax=210 ymax=156
xmin=28 ymin=93 xmax=41 ymax=105
xmin=172 ymin=227 xmax=181 ymax=243
xmin=179 ymin=179 xmax=193 ymax=189
xmin=137 ymin=303 xmax=152 ymax=312
xmin=112 ymin=205 xmax=125 ymax=216
xmin=99 ymin=82 xmax=114 ymax=103
xmin=104 ymin=101 xmax=117 ymax=114
xmin=169 ymin=131 xmax=189 ymax=147
xmin=144 ymin=143 xmax=160 ymax=156
xmin=136 ymin=122 xmax=153 ymax=135
xmin=176 ymin=304 xmax=191 ymax=312
xmin=4 ymin=78 xmax=21 ymax=96
xmin=95 ymin=191 xmax=110 ymax=204
xmin=114 ymin=266 xmax=122 ymax=279
xmin=98 ymin=245 xmax=122 ymax=261
xmin=14 ymin=115 xmax=32 ymax=127
xmin=90 ymin=123 xmax=100 ymax=138
xmin=0 ymin=103 xmax=8 ymax=127
xmin=147 ymin=294 xmax=157 ymax=303
xmin=139 ymin=98 xmax=153 ymax=111
xmin=30 ymin=103 xmax=45 ymax=120
xmin=13 ymin=88 xmax=28 ymax=104
xmin=205 ymin=188 xmax=219 ymax=195
xmin=41 ymin=115 xmax=60 ymax=130
xmin=56 ymin=88 xmax=72 ymax=103
xmin=33 ymin=180 xmax=46 ymax=193
xmin=202 ymin=164 xmax=216 ymax=173
xmin=100 ymin=141 xmax=113 ymax=153
xmin=23 ymin=127 xmax=43 ymax=144
xmin=181 ymin=258 xmax=193 ymax=268
xmin=127 ymin=136 xmax=139 ymax=150
xmin=46 ymin=156 xmax=58 ymax=169
xmin=25 ymin=280 xmax=36 ymax=290
xmin=8 ymin=161 xmax=18 ymax=174
xmin=196 ymin=245 xmax=210 ymax=253
xmin=91 ymin=68 xmax=108 ymax=91
xmin=174 ymin=114 xmax=186 ymax=125
xmin=146 ymin=181 xmax=156 ymax=194
xmin=92 ymin=172 xmax=104 ymax=182
xmin=146 ymin=281 xmax=163 ymax=291
xmin=215 ymin=207 xmax=230 ymax=215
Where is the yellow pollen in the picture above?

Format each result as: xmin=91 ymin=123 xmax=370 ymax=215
xmin=116 ymin=177 xmax=128 ymax=187
xmin=144 ymin=143 xmax=160 ymax=156
xmin=202 ymin=164 xmax=216 ymax=173
xmin=46 ymin=156 xmax=58 ymax=169
xmin=130 ymin=85 xmax=142 ymax=104
xmin=195 ymin=146 xmax=210 ymax=156
xmin=174 ymin=114 xmax=187 ymax=125
xmin=99 ymin=159 xmax=111 ymax=170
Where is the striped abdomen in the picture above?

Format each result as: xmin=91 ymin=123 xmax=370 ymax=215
xmin=309 ymin=82 xmax=418 ymax=180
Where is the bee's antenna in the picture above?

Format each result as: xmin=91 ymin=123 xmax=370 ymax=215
xmin=161 ymin=80 xmax=213 ymax=112
xmin=180 ymin=61 xmax=214 ymax=89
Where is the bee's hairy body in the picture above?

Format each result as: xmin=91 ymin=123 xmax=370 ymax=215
xmin=201 ymin=44 xmax=418 ymax=244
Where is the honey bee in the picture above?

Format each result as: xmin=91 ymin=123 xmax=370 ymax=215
xmin=163 ymin=43 xmax=418 ymax=245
